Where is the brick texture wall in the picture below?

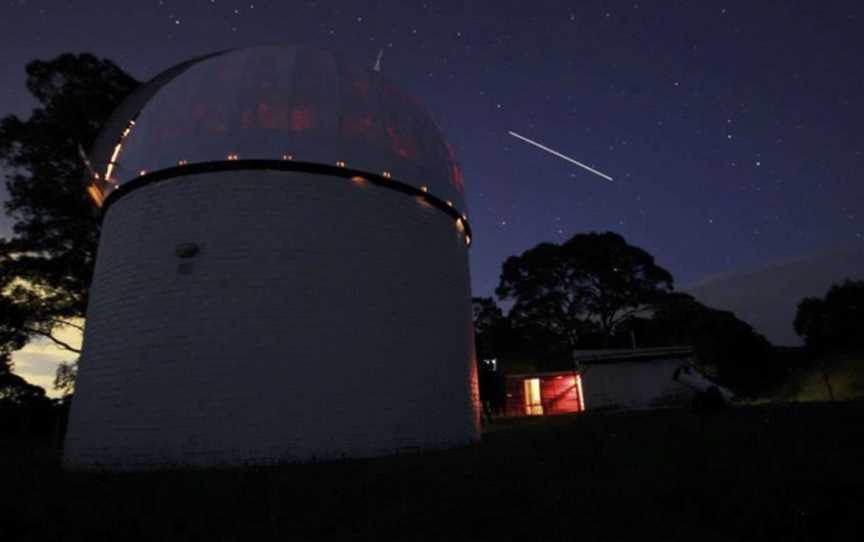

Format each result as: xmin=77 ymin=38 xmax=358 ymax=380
xmin=64 ymin=170 xmax=479 ymax=469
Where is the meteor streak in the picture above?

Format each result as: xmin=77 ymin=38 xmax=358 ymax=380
xmin=508 ymin=130 xmax=614 ymax=182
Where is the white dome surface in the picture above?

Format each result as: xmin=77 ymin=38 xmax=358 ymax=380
xmin=91 ymin=46 xmax=465 ymax=210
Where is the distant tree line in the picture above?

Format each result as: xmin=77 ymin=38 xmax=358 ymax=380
xmin=794 ymin=279 xmax=864 ymax=355
xmin=791 ymin=279 xmax=864 ymax=400
xmin=473 ymin=232 xmax=790 ymax=413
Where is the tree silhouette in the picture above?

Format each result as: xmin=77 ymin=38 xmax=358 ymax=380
xmin=471 ymin=297 xmax=510 ymax=416
xmin=0 ymin=362 xmax=49 ymax=406
xmin=649 ymin=292 xmax=775 ymax=392
xmin=0 ymin=54 xmax=138 ymax=386
xmin=795 ymin=279 xmax=864 ymax=353
xmin=496 ymin=232 xmax=673 ymax=349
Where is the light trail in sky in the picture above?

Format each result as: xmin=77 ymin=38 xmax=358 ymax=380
xmin=508 ymin=130 xmax=614 ymax=182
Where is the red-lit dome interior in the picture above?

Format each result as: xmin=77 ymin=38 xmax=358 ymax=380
xmin=88 ymin=46 xmax=465 ymax=210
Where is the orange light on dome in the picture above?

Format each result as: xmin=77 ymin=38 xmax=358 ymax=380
xmin=446 ymin=200 xmax=453 ymax=207
xmin=87 ymin=185 xmax=105 ymax=207
xmin=415 ymin=196 xmax=433 ymax=209
xmin=105 ymin=162 xmax=116 ymax=181
xmin=456 ymin=218 xmax=465 ymax=233
xmin=101 ymin=118 xmax=136 ymax=183
xmin=109 ymin=144 xmax=122 ymax=164
xmin=382 ymin=171 xmax=392 ymax=179
xmin=227 ymin=154 xmax=239 ymax=161
xmin=420 ymin=185 xmax=428 ymax=192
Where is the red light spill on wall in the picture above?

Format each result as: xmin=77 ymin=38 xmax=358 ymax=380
xmin=451 ymin=163 xmax=465 ymax=194
xmin=341 ymin=114 xmax=373 ymax=137
xmin=504 ymin=373 xmax=585 ymax=417
xmin=445 ymin=143 xmax=465 ymax=194
xmin=290 ymin=105 xmax=316 ymax=131
xmin=386 ymin=126 xmax=418 ymax=159
xmin=241 ymin=110 xmax=255 ymax=129
xmin=190 ymin=103 xmax=209 ymax=121
xmin=546 ymin=375 xmax=583 ymax=415
xmin=352 ymin=76 xmax=371 ymax=97
xmin=197 ymin=103 xmax=227 ymax=134
xmin=257 ymin=102 xmax=292 ymax=130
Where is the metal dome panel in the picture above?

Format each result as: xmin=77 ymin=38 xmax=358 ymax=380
xmin=89 ymin=46 xmax=465 ymax=211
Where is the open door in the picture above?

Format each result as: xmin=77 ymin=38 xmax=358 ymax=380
xmin=523 ymin=378 xmax=544 ymax=416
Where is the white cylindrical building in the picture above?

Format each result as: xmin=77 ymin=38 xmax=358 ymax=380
xmin=63 ymin=46 xmax=479 ymax=470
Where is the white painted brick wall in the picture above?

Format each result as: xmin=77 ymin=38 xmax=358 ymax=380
xmin=64 ymin=171 xmax=479 ymax=470
xmin=582 ymin=359 xmax=695 ymax=410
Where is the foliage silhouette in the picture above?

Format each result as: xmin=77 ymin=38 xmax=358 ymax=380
xmin=795 ymin=279 xmax=864 ymax=354
xmin=496 ymin=231 xmax=673 ymax=349
xmin=0 ymin=53 xmax=138 ymax=390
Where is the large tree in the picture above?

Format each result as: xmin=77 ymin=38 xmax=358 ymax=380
xmin=648 ymin=292 xmax=777 ymax=392
xmin=795 ymin=279 xmax=864 ymax=353
xmin=472 ymin=297 xmax=506 ymax=360
xmin=471 ymin=297 xmax=508 ymax=417
xmin=0 ymin=54 xmax=139 ymax=383
xmin=496 ymin=232 xmax=674 ymax=350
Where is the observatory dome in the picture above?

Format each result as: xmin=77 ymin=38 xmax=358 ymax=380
xmin=88 ymin=46 xmax=465 ymax=212
xmin=65 ymin=46 xmax=478 ymax=470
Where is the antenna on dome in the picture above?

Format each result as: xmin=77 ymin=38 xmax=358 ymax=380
xmin=77 ymin=143 xmax=100 ymax=180
xmin=373 ymin=49 xmax=383 ymax=72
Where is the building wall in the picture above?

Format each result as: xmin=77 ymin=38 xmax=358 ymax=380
xmin=581 ymin=359 xmax=693 ymax=411
xmin=64 ymin=170 xmax=479 ymax=469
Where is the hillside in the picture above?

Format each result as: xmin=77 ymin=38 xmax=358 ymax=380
xmin=688 ymin=247 xmax=864 ymax=346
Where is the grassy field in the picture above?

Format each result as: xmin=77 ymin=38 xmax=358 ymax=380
xmin=2 ymin=402 xmax=863 ymax=541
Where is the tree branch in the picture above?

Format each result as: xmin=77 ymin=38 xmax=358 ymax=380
xmin=50 ymin=319 xmax=84 ymax=331
xmin=609 ymin=306 xmax=651 ymax=331
xmin=22 ymin=327 xmax=81 ymax=354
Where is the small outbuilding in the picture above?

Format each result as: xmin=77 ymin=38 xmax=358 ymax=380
xmin=504 ymin=347 xmax=697 ymax=417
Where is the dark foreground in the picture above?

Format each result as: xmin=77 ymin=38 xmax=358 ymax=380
xmin=2 ymin=402 xmax=863 ymax=541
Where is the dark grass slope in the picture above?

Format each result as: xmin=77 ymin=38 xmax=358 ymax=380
xmin=2 ymin=402 xmax=863 ymax=541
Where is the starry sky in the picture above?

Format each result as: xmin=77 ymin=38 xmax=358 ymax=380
xmin=1 ymin=0 xmax=862 ymax=297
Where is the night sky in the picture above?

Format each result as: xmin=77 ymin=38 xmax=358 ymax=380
xmin=1 ymin=0 xmax=862 ymax=297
